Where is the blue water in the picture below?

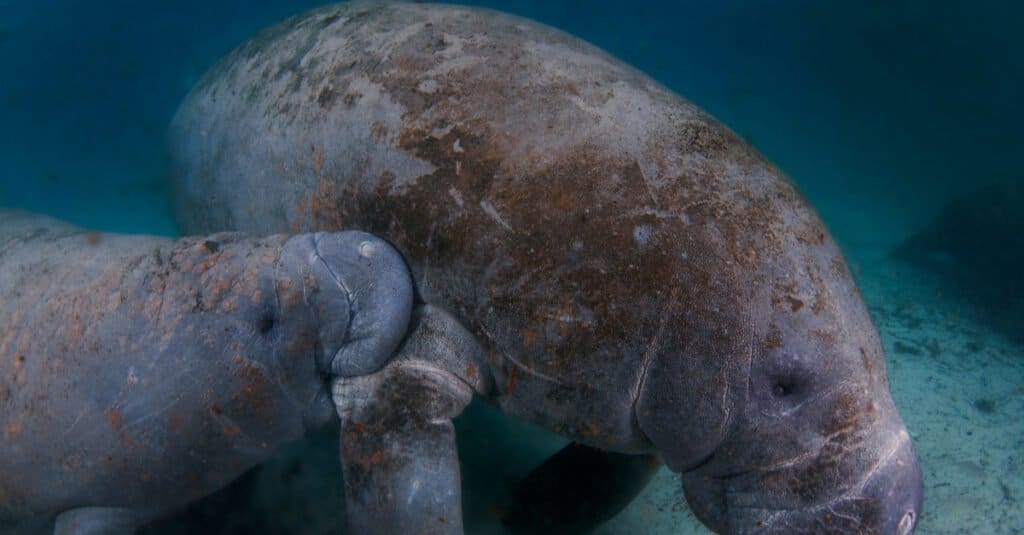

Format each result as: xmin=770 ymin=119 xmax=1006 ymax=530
xmin=1 ymin=1 xmax=1021 ymax=533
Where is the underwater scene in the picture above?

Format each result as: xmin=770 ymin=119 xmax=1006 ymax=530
xmin=0 ymin=0 xmax=1021 ymax=533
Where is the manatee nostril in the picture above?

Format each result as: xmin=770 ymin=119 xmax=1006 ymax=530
xmin=898 ymin=510 xmax=916 ymax=535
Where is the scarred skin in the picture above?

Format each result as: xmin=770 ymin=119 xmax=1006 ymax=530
xmin=0 ymin=210 xmax=413 ymax=534
xmin=168 ymin=2 xmax=924 ymax=533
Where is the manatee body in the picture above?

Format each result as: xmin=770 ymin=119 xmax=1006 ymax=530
xmin=0 ymin=210 xmax=413 ymax=533
xmin=168 ymin=2 xmax=923 ymax=533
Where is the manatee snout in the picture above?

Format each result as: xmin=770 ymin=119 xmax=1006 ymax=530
xmin=858 ymin=430 xmax=922 ymax=535
xmin=281 ymin=231 xmax=414 ymax=378
xmin=680 ymin=415 xmax=922 ymax=534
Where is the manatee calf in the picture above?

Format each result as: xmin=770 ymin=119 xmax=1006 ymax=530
xmin=0 ymin=209 xmax=416 ymax=534
xmin=168 ymin=2 xmax=924 ymax=533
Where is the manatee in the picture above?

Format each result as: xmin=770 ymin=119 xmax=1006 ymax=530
xmin=167 ymin=2 xmax=924 ymax=533
xmin=0 ymin=209 xmax=417 ymax=533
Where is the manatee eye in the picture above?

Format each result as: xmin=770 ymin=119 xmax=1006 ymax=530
xmin=771 ymin=375 xmax=805 ymax=399
xmin=755 ymin=350 xmax=816 ymax=414
xmin=256 ymin=311 xmax=276 ymax=334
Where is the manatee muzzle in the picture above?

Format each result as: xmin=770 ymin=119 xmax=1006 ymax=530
xmin=681 ymin=426 xmax=922 ymax=534
xmin=280 ymin=231 xmax=413 ymax=378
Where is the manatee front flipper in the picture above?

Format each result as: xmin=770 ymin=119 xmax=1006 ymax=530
xmin=501 ymin=444 xmax=661 ymax=534
xmin=332 ymin=305 xmax=493 ymax=535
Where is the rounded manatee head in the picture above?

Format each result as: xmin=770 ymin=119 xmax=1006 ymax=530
xmin=167 ymin=231 xmax=414 ymax=432
xmin=278 ymin=231 xmax=415 ymax=380
xmin=674 ymin=336 xmax=923 ymax=534
xmin=264 ymin=230 xmax=413 ymax=429
xmin=634 ymin=226 xmax=923 ymax=533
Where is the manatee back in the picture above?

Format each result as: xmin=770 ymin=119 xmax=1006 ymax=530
xmin=169 ymin=2 xmax=821 ymax=446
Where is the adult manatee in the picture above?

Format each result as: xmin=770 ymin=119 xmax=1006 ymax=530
xmin=0 ymin=210 xmax=416 ymax=534
xmin=168 ymin=2 xmax=923 ymax=533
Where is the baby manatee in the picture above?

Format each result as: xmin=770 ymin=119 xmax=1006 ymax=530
xmin=0 ymin=210 xmax=413 ymax=534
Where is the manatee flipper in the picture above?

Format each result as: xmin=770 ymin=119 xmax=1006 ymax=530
xmin=53 ymin=506 xmax=153 ymax=535
xmin=332 ymin=305 xmax=493 ymax=535
xmin=502 ymin=443 xmax=661 ymax=534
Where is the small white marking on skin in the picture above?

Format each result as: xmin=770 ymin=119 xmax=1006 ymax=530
xmin=416 ymin=79 xmax=439 ymax=94
xmin=452 ymin=138 xmax=463 ymax=153
xmin=628 ymin=207 xmax=691 ymax=226
xmin=448 ymin=187 xmax=464 ymax=208
xmin=630 ymin=298 xmax=676 ymax=407
xmin=408 ymin=479 xmax=421 ymax=505
xmin=61 ymin=409 xmax=89 ymax=439
xmin=430 ymin=124 xmax=454 ymax=138
xmin=633 ymin=225 xmax=651 ymax=245
xmin=636 ymin=161 xmax=661 ymax=206
xmin=479 ymin=200 xmax=512 ymax=231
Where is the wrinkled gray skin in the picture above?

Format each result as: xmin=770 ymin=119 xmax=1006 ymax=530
xmin=168 ymin=2 xmax=923 ymax=533
xmin=0 ymin=210 xmax=416 ymax=534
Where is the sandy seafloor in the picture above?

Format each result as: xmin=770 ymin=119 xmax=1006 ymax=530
xmin=2 ymin=1 xmax=1023 ymax=533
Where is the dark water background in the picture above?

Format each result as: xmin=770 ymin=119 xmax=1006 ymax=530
xmin=1 ymin=0 xmax=1022 ymax=532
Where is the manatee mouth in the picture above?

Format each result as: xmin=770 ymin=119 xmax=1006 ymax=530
xmin=682 ymin=430 xmax=922 ymax=534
